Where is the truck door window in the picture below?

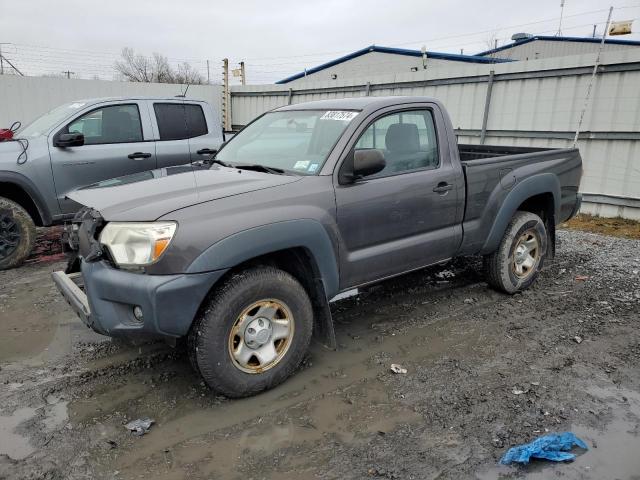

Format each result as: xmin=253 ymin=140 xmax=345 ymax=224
xmin=153 ymin=103 xmax=208 ymax=140
xmin=355 ymin=109 xmax=439 ymax=177
xmin=66 ymin=104 xmax=143 ymax=145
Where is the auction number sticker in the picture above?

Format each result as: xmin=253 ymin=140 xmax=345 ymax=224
xmin=321 ymin=111 xmax=358 ymax=121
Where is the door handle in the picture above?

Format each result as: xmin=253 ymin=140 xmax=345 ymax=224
xmin=196 ymin=148 xmax=218 ymax=155
xmin=128 ymin=152 xmax=152 ymax=160
xmin=433 ymin=182 xmax=453 ymax=194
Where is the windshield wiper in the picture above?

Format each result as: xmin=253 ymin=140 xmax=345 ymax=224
xmin=232 ymin=163 xmax=287 ymax=175
xmin=209 ymin=159 xmax=231 ymax=167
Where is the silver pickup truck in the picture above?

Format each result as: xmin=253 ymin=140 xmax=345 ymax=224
xmin=0 ymin=97 xmax=223 ymax=269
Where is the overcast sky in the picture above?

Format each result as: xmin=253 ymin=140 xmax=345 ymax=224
xmin=1 ymin=0 xmax=638 ymax=83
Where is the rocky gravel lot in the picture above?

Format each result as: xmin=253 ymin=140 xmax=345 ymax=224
xmin=0 ymin=229 xmax=639 ymax=480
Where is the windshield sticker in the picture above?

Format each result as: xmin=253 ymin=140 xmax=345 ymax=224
xmin=308 ymin=163 xmax=319 ymax=173
xmin=320 ymin=111 xmax=358 ymax=122
xmin=68 ymin=102 xmax=86 ymax=109
xmin=294 ymin=160 xmax=310 ymax=170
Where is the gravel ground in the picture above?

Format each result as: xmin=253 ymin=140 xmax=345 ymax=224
xmin=0 ymin=229 xmax=639 ymax=480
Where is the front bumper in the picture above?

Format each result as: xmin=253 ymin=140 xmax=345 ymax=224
xmin=52 ymin=260 xmax=228 ymax=338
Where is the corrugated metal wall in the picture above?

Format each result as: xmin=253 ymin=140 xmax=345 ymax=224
xmin=0 ymin=75 xmax=222 ymax=128
xmin=230 ymin=49 xmax=640 ymax=219
xmin=484 ymin=39 xmax=639 ymax=60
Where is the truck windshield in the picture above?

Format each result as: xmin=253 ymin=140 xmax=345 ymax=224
xmin=216 ymin=110 xmax=359 ymax=175
xmin=19 ymin=101 xmax=89 ymax=138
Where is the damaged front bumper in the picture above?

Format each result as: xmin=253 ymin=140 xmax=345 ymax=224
xmin=52 ymin=260 xmax=228 ymax=338
xmin=53 ymin=207 xmax=227 ymax=339
xmin=52 ymin=271 xmax=91 ymax=326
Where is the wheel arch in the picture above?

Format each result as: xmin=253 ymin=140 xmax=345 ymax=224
xmin=0 ymin=172 xmax=52 ymax=226
xmin=187 ymin=220 xmax=340 ymax=348
xmin=481 ymin=174 xmax=559 ymax=255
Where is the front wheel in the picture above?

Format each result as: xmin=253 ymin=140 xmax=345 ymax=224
xmin=484 ymin=211 xmax=547 ymax=294
xmin=0 ymin=197 xmax=36 ymax=270
xmin=188 ymin=266 xmax=313 ymax=398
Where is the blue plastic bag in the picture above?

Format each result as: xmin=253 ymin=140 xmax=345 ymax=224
xmin=500 ymin=432 xmax=588 ymax=465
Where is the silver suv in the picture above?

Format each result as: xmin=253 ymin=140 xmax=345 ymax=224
xmin=0 ymin=97 xmax=223 ymax=269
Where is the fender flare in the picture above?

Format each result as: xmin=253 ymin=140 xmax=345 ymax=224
xmin=0 ymin=170 xmax=53 ymax=225
xmin=481 ymin=173 xmax=560 ymax=255
xmin=186 ymin=219 xmax=340 ymax=299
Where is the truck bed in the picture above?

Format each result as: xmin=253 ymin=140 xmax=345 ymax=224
xmin=458 ymin=144 xmax=556 ymax=162
xmin=456 ymin=143 xmax=582 ymax=256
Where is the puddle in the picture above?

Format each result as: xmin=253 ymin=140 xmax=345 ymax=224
xmin=0 ymin=407 xmax=37 ymax=460
xmin=477 ymin=384 xmax=640 ymax=479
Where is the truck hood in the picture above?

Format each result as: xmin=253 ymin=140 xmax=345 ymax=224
xmin=68 ymin=164 xmax=302 ymax=221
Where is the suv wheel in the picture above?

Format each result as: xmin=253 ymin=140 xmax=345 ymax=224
xmin=484 ymin=211 xmax=547 ymax=294
xmin=0 ymin=197 xmax=36 ymax=270
xmin=189 ymin=266 xmax=313 ymax=398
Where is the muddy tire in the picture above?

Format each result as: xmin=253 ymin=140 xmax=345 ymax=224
xmin=189 ymin=266 xmax=313 ymax=398
xmin=484 ymin=211 xmax=547 ymax=294
xmin=0 ymin=197 xmax=36 ymax=271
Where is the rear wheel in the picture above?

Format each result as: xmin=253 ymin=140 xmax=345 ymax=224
xmin=484 ymin=211 xmax=547 ymax=294
xmin=0 ymin=197 xmax=36 ymax=270
xmin=189 ymin=266 xmax=313 ymax=398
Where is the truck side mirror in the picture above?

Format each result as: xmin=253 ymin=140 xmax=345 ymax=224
xmin=55 ymin=133 xmax=85 ymax=148
xmin=339 ymin=149 xmax=386 ymax=184
xmin=354 ymin=149 xmax=386 ymax=178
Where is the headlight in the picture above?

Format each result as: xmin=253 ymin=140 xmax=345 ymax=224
xmin=99 ymin=222 xmax=177 ymax=267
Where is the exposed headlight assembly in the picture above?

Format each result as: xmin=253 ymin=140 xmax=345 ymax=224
xmin=99 ymin=222 xmax=177 ymax=267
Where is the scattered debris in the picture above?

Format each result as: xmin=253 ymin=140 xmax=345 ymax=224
xmin=390 ymin=364 xmax=407 ymax=374
xmin=500 ymin=432 xmax=588 ymax=465
xmin=575 ymin=275 xmax=590 ymax=281
xmin=124 ymin=417 xmax=155 ymax=436
xmin=512 ymin=388 xmax=526 ymax=395
xmin=574 ymin=336 xmax=583 ymax=344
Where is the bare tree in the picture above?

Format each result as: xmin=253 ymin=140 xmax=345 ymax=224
xmin=115 ymin=47 xmax=205 ymax=84
xmin=485 ymin=32 xmax=499 ymax=51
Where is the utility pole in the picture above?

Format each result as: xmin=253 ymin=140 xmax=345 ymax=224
xmin=62 ymin=70 xmax=75 ymax=79
xmin=494 ymin=39 xmax=498 ymax=49
xmin=206 ymin=60 xmax=210 ymax=84
xmin=0 ymin=44 xmax=3 ymax=75
xmin=240 ymin=61 xmax=246 ymax=86
xmin=421 ymin=45 xmax=427 ymax=69
xmin=557 ymin=0 xmax=565 ymax=36
xmin=573 ymin=6 xmax=613 ymax=147
xmin=592 ymin=24 xmax=597 ymax=38
xmin=222 ymin=58 xmax=230 ymax=131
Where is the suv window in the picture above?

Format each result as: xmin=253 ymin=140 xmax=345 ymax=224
xmin=355 ymin=109 xmax=438 ymax=177
xmin=153 ymin=103 xmax=208 ymax=141
xmin=67 ymin=104 xmax=143 ymax=145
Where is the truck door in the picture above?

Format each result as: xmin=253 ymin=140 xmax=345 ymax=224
xmin=50 ymin=101 xmax=157 ymax=215
xmin=334 ymin=106 xmax=463 ymax=288
xmin=150 ymin=101 xmax=192 ymax=169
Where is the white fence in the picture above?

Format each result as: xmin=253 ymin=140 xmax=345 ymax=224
xmin=230 ymin=50 xmax=640 ymax=219
xmin=0 ymin=75 xmax=222 ymax=128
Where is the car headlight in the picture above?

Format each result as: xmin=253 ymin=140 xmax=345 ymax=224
xmin=99 ymin=222 xmax=177 ymax=267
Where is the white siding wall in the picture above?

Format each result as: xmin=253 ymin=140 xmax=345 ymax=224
xmin=282 ymin=51 xmax=481 ymax=85
xmin=0 ymin=75 xmax=222 ymax=128
xmin=485 ymin=39 xmax=639 ymax=60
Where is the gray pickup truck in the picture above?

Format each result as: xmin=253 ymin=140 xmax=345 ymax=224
xmin=52 ymin=96 xmax=582 ymax=397
xmin=0 ymin=97 xmax=223 ymax=269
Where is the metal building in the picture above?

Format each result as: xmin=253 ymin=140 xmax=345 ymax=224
xmin=275 ymin=45 xmax=510 ymax=85
xmin=476 ymin=35 xmax=640 ymax=61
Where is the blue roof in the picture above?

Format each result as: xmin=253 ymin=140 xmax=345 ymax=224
xmin=475 ymin=35 xmax=640 ymax=57
xmin=275 ymin=45 xmax=512 ymax=84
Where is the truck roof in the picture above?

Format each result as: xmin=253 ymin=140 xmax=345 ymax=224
xmin=276 ymin=96 xmax=444 ymax=113
xmin=68 ymin=96 xmax=210 ymax=106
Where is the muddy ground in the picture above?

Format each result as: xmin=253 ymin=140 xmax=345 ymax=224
xmin=1 ymin=228 xmax=639 ymax=480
